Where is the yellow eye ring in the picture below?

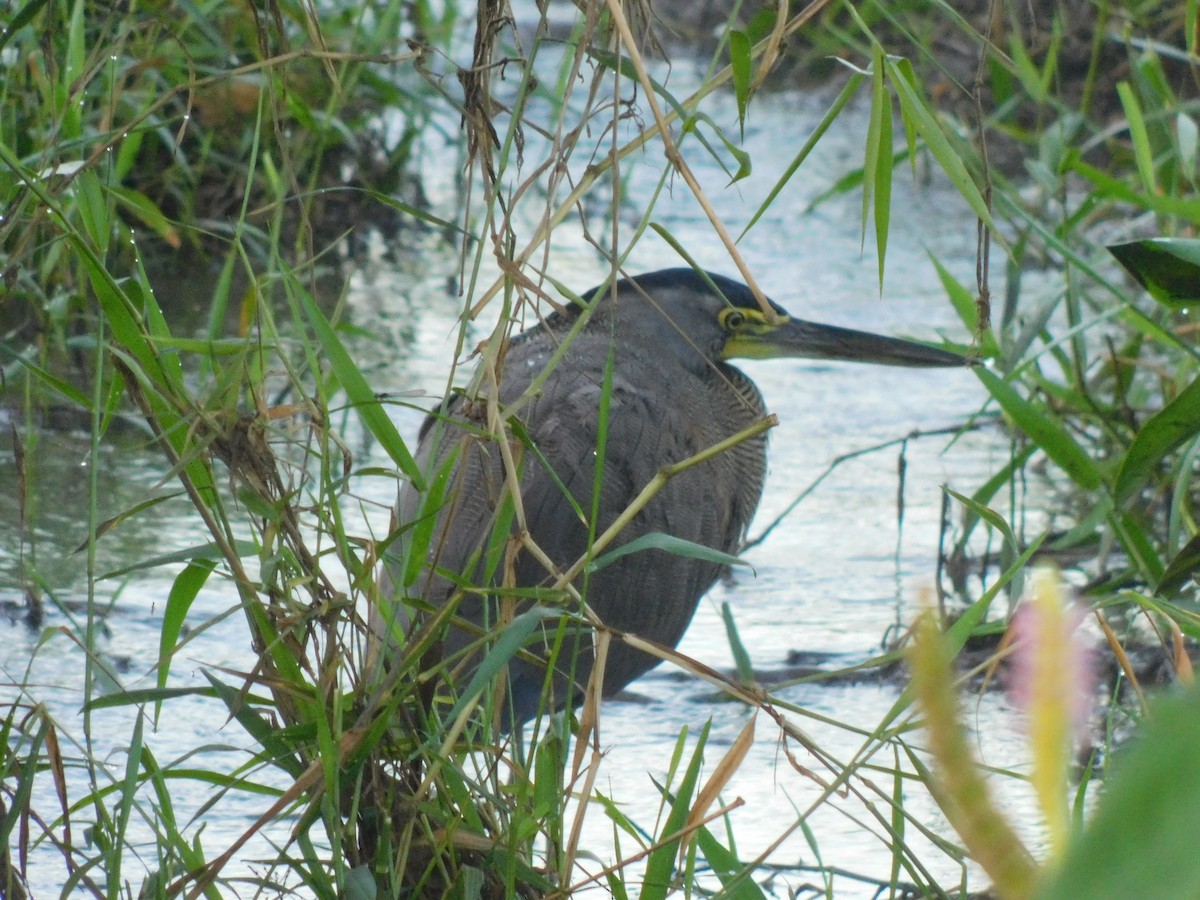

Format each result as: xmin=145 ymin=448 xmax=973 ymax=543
xmin=721 ymin=309 xmax=746 ymax=331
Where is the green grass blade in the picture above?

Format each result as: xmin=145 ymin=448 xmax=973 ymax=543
xmin=441 ymin=606 xmax=566 ymax=727
xmin=1117 ymin=81 xmax=1157 ymax=194
xmin=587 ymin=532 xmax=750 ymax=573
xmin=109 ymin=710 xmax=146 ymax=895
xmin=695 ymin=824 xmax=766 ymax=899
xmin=1113 ymin=374 xmax=1200 ymax=506
xmin=976 ymin=368 xmax=1103 ymax=490
xmin=862 ymin=45 xmax=884 ymax=256
xmin=874 ymin=51 xmax=894 ymax=288
xmin=1158 ymin=531 xmax=1200 ymax=597
xmin=157 ymin=558 xmax=217 ymax=720
xmin=640 ymin=721 xmax=710 ymax=900
xmin=740 ymin=73 xmax=865 ymax=240
xmin=887 ymin=58 xmax=994 ymax=231
xmin=730 ymin=30 xmax=752 ymax=137
xmin=720 ymin=602 xmax=754 ymax=685
xmin=297 ymin=284 xmax=424 ymax=488
xmin=930 ymin=253 xmax=1000 ymax=357
xmin=100 ymin=540 xmax=258 ymax=579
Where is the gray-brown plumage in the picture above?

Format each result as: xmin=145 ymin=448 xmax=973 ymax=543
xmin=379 ymin=269 xmax=967 ymax=728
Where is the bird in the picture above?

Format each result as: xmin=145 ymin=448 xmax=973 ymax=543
xmin=376 ymin=268 xmax=968 ymax=730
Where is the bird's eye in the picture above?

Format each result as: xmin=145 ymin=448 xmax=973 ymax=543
xmin=722 ymin=309 xmax=746 ymax=331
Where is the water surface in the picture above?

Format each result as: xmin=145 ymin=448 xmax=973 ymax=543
xmin=0 ymin=54 xmax=1048 ymax=896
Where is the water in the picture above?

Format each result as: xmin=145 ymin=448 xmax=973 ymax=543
xmin=0 ymin=51 xmax=1048 ymax=896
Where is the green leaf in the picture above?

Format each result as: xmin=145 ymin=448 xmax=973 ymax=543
xmin=944 ymin=488 xmax=1018 ymax=554
xmin=730 ymin=30 xmax=752 ymax=137
xmin=1009 ymin=27 xmax=1046 ymax=103
xmin=402 ymin=438 xmax=459 ymax=587
xmin=696 ymin=825 xmax=767 ymax=899
xmin=202 ymin=671 xmax=307 ymax=778
xmin=101 ymin=540 xmax=257 ymax=579
xmin=872 ymin=45 xmax=894 ymax=288
xmin=862 ymin=45 xmax=884 ymax=256
xmin=297 ymin=284 xmax=424 ymax=488
xmin=587 ymin=532 xmax=750 ymax=574
xmin=345 ymin=867 xmax=378 ymax=900
xmin=1113 ymin=374 xmax=1200 ymax=505
xmin=1109 ymin=238 xmax=1200 ymax=307
xmin=1069 ymin=159 xmax=1200 ymax=222
xmin=83 ymin=685 xmax=245 ymax=711
xmin=886 ymin=58 xmax=994 ymax=231
xmin=1117 ymin=81 xmax=1157 ymax=194
xmin=720 ymin=602 xmax=754 ymax=685
xmin=369 ymin=189 xmax=465 ymax=234
xmin=0 ymin=714 xmax=47 ymax=850
xmin=740 ymin=73 xmax=866 ymax=240
xmin=74 ymin=168 xmax=110 ymax=253
xmin=109 ymin=710 xmax=145 ymax=893
xmin=1158 ymin=530 xmax=1200 ymax=597
xmin=108 ymin=185 xmax=181 ymax=248
xmin=930 ymin=254 xmax=1000 ymax=358
xmin=586 ymin=48 xmax=688 ymax=120
xmin=948 ymin=445 xmax=1035 ymax=550
xmin=976 ymin=368 xmax=1102 ymax=490
xmin=1035 ymin=686 xmax=1200 ymax=899
xmin=441 ymin=607 xmax=567 ymax=727
xmin=79 ymin=246 xmax=216 ymax=506
xmin=533 ymin=730 xmax=565 ymax=819
xmin=642 ymin=721 xmax=710 ymax=900
xmin=78 ymin=492 xmax=185 ymax=551
xmin=156 ymin=558 xmax=217 ymax=721
xmin=0 ymin=345 xmax=93 ymax=407
xmin=0 ymin=0 xmax=51 ymax=53
xmin=682 ymin=112 xmax=752 ymax=184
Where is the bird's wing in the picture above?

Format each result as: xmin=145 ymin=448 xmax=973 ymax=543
xmin=378 ymin=331 xmax=762 ymax=724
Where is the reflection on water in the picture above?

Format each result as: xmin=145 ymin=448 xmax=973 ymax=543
xmin=0 ymin=62 xmax=1041 ymax=896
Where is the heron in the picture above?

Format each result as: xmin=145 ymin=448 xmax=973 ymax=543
xmin=378 ymin=268 xmax=968 ymax=729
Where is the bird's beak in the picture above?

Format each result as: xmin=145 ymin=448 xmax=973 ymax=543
xmin=724 ymin=318 xmax=971 ymax=367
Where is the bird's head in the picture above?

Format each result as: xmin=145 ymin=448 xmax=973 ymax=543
xmin=582 ymin=268 xmax=970 ymax=370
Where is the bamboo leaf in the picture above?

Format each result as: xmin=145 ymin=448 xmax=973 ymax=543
xmin=720 ymin=602 xmax=754 ymax=685
xmin=157 ymin=558 xmax=217 ymax=721
xmin=297 ymin=284 xmax=424 ymax=488
xmin=1117 ymin=81 xmax=1157 ymax=194
xmin=730 ymin=30 xmax=752 ymax=137
xmin=442 ymin=607 xmax=567 ymax=727
xmin=682 ymin=112 xmax=752 ymax=184
xmin=930 ymin=254 xmax=1000 ymax=358
xmin=874 ymin=53 xmax=894 ymax=288
xmin=588 ymin=532 xmax=751 ymax=574
xmin=108 ymin=185 xmax=182 ymax=248
xmin=976 ymin=368 xmax=1103 ymax=490
xmin=886 ymin=58 xmax=994 ymax=231
xmin=863 ymin=44 xmax=884 ymax=256
xmin=586 ymin=47 xmax=688 ymax=120
xmin=695 ymin=826 xmax=767 ymax=899
xmin=1069 ymin=159 xmax=1200 ymax=222
xmin=642 ymin=721 xmax=710 ymax=900
xmin=1109 ymin=238 xmax=1200 ymax=307
xmin=740 ymin=73 xmax=865 ymax=240
xmin=1158 ymin=531 xmax=1200 ymax=597
xmin=1113 ymin=374 xmax=1200 ymax=505
xmin=101 ymin=540 xmax=258 ymax=579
